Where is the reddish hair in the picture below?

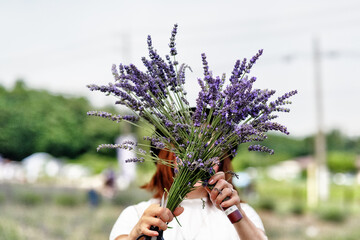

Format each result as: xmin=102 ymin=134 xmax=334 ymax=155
xmin=142 ymin=149 xmax=234 ymax=199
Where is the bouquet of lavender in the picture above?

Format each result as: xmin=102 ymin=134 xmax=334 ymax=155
xmin=87 ymin=24 xmax=297 ymax=213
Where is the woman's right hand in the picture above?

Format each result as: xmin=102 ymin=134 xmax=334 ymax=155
xmin=129 ymin=204 xmax=184 ymax=239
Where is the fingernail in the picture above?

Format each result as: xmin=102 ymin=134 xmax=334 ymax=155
xmin=209 ymin=179 xmax=214 ymax=184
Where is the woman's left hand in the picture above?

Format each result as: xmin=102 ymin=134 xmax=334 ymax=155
xmin=206 ymin=171 xmax=241 ymax=210
xmin=206 ymin=172 xmax=268 ymax=240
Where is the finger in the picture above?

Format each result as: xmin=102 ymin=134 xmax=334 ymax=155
xmin=166 ymin=207 xmax=184 ymax=223
xmin=147 ymin=217 xmax=168 ymax=231
xmin=221 ymin=193 xmax=241 ymax=208
xmin=141 ymin=225 xmax=159 ymax=237
xmin=173 ymin=206 xmax=184 ymax=217
xmin=147 ymin=204 xmax=166 ymax=218
xmin=208 ymin=171 xmax=225 ymax=185
xmin=214 ymin=187 xmax=233 ymax=206
xmin=144 ymin=204 xmax=159 ymax=216
xmin=205 ymin=186 xmax=211 ymax=194
xmin=166 ymin=209 xmax=173 ymax=222
xmin=159 ymin=209 xmax=172 ymax=223
xmin=210 ymin=179 xmax=230 ymax=202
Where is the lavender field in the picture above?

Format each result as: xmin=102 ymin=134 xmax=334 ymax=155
xmin=1 ymin=182 xmax=359 ymax=240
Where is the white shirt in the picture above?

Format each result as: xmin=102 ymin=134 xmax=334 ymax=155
xmin=110 ymin=198 xmax=265 ymax=240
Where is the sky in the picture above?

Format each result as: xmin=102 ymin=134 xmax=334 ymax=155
xmin=1 ymin=0 xmax=360 ymax=137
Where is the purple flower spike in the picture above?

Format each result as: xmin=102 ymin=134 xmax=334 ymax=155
xmin=248 ymin=145 xmax=274 ymax=155
xmin=125 ymin=157 xmax=145 ymax=163
xmin=169 ymin=24 xmax=178 ymax=56
xmin=87 ymin=111 xmax=139 ymax=123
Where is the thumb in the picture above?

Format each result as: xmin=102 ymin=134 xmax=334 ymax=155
xmin=205 ymin=186 xmax=211 ymax=195
xmin=173 ymin=206 xmax=184 ymax=217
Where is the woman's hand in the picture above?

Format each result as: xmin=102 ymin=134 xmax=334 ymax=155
xmin=206 ymin=171 xmax=241 ymax=210
xmin=206 ymin=172 xmax=268 ymax=239
xmin=128 ymin=204 xmax=184 ymax=239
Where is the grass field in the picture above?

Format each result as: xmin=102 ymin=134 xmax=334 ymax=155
xmin=0 ymin=181 xmax=359 ymax=240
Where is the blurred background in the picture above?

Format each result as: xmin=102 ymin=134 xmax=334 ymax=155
xmin=1 ymin=0 xmax=360 ymax=239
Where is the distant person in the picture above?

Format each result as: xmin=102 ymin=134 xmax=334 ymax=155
xmin=88 ymin=188 xmax=100 ymax=207
xmin=103 ymin=167 xmax=116 ymax=198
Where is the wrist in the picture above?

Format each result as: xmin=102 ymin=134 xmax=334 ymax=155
xmin=221 ymin=204 xmax=243 ymax=224
xmin=129 ymin=228 xmax=140 ymax=240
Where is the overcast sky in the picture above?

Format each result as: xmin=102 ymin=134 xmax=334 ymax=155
xmin=1 ymin=0 xmax=360 ymax=137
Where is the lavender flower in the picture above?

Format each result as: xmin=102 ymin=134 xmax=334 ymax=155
xmin=87 ymin=111 xmax=139 ymax=122
xmin=125 ymin=157 xmax=145 ymax=163
xmin=97 ymin=141 xmax=138 ymax=152
xmin=88 ymin=24 xmax=297 ymax=213
xmin=169 ymin=24 xmax=178 ymax=56
xmin=248 ymin=145 xmax=274 ymax=155
xmin=138 ymin=148 xmax=147 ymax=155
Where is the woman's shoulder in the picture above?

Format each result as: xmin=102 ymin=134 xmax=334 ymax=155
xmin=240 ymin=202 xmax=256 ymax=212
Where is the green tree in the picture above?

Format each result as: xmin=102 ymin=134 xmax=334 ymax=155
xmin=0 ymin=80 xmax=120 ymax=160
xmin=327 ymin=151 xmax=357 ymax=173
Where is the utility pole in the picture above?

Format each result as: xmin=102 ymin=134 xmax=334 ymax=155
xmin=280 ymin=42 xmax=359 ymax=207
xmin=308 ymin=37 xmax=329 ymax=207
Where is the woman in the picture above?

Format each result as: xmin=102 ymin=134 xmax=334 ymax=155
xmin=110 ymin=146 xmax=268 ymax=240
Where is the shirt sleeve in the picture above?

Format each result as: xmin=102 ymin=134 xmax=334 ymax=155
xmin=109 ymin=205 xmax=140 ymax=240
xmin=240 ymin=203 xmax=265 ymax=232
